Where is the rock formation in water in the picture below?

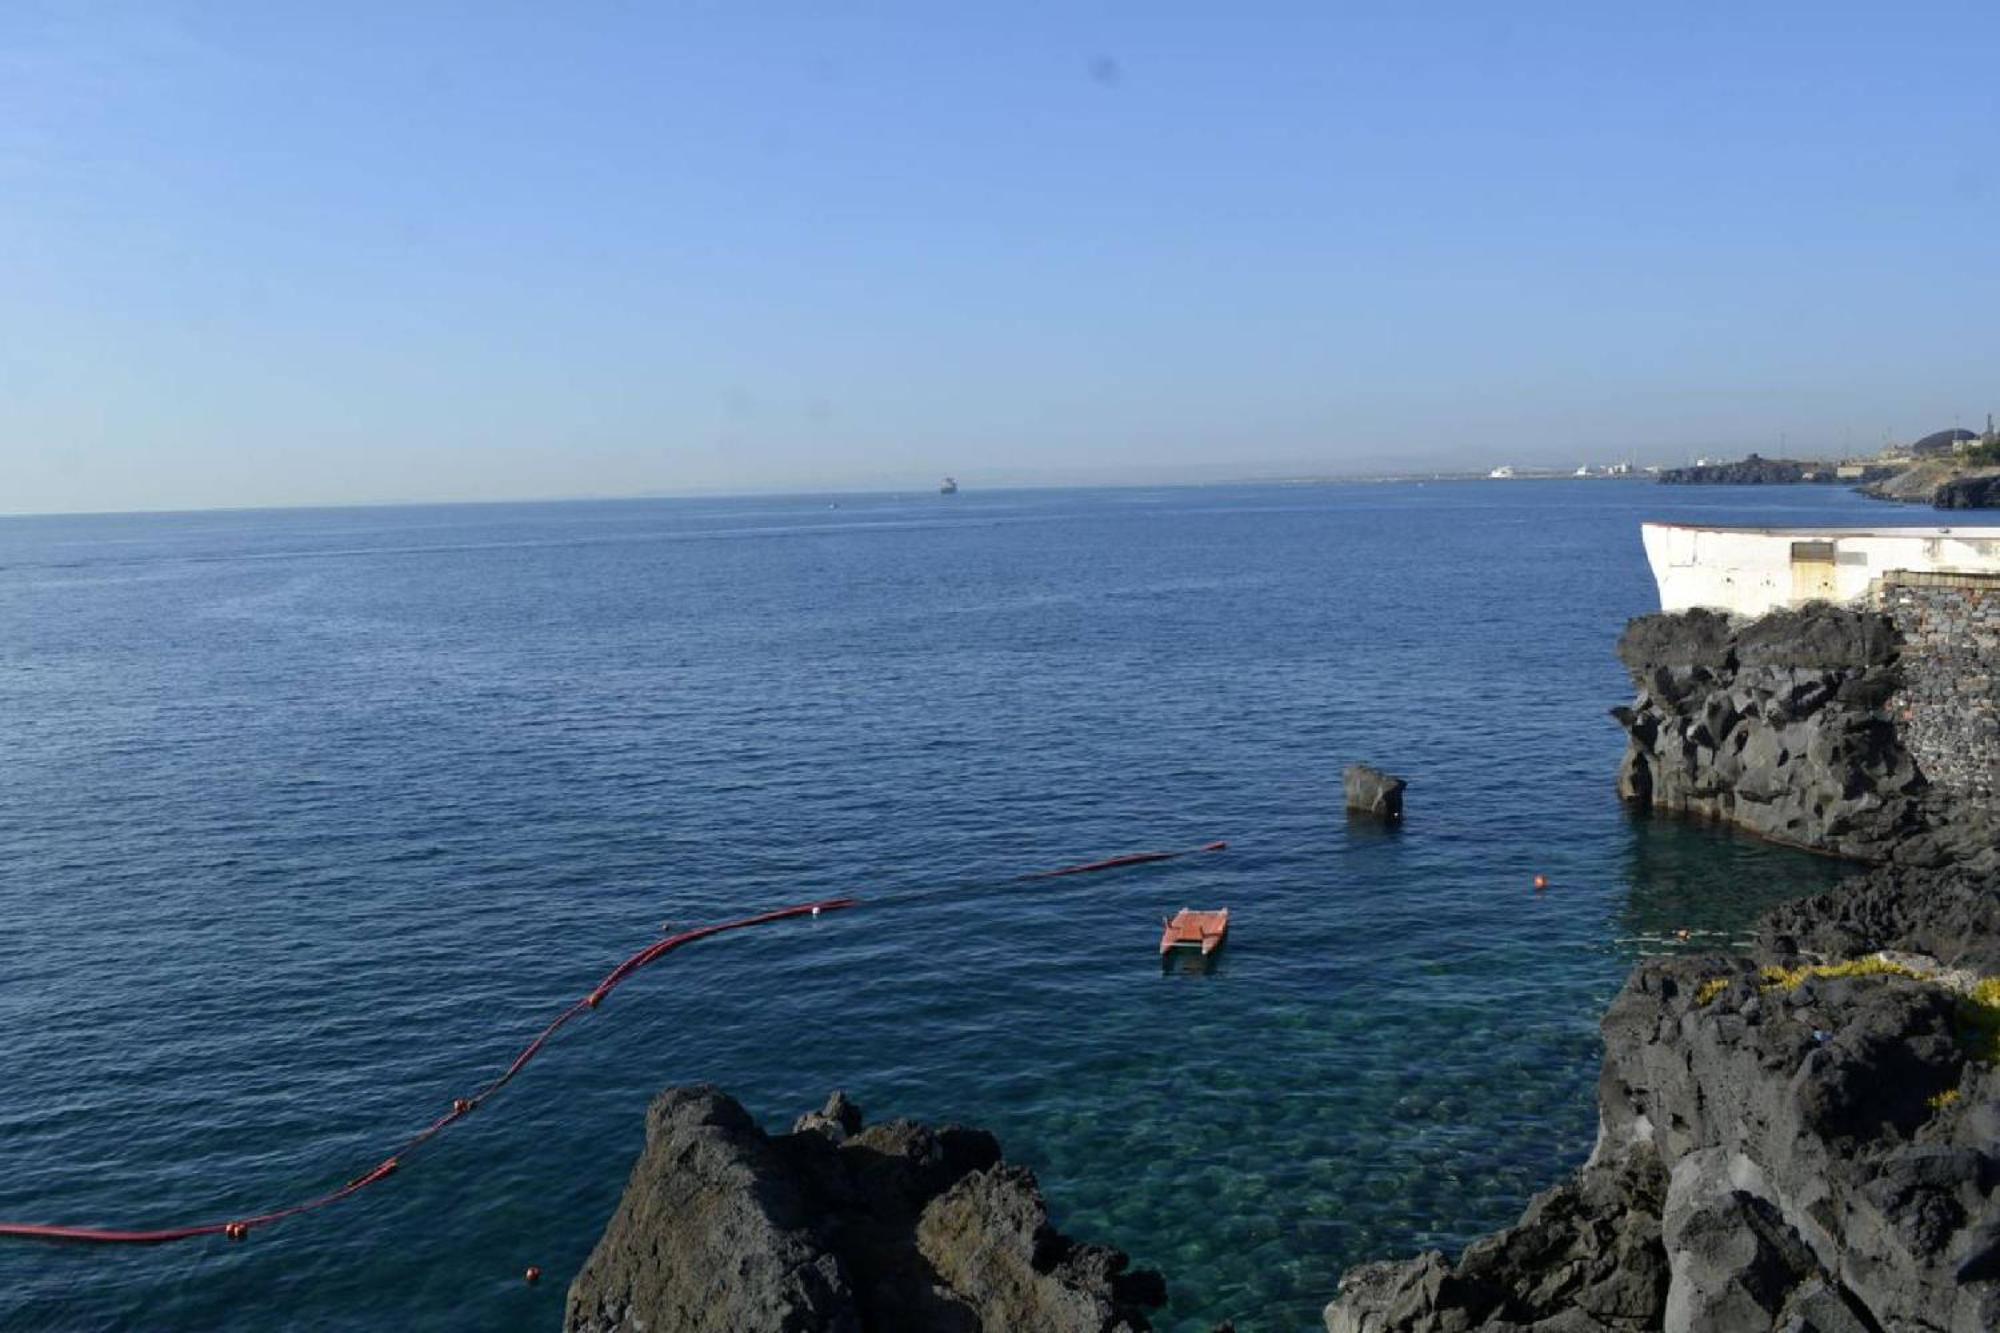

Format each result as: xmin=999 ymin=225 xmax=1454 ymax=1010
xmin=565 ymin=1086 xmax=1167 ymax=1333
xmin=1609 ymin=604 xmax=1933 ymax=862
xmin=1345 ymin=764 xmax=1408 ymax=822
xmin=1324 ymin=856 xmax=2000 ymax=1333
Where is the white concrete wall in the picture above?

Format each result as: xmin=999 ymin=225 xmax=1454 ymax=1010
xmin=1642 ymin=523 xmax=2000 ymax=615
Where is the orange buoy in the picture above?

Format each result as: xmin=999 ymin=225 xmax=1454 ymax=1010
xmin=524 ymin=1266 xmax=542 ymax=1284
xmin=224 ymin=1223 xmax=247 ymax=1242
xmin=1533 ymin=874 xmax=1549 ymax=891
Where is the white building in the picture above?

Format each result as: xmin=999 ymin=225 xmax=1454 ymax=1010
xmin=1641 ymin=522 xmax=2000 ymax=616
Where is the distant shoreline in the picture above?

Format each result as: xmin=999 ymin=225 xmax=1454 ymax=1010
xmin=0 ymin=471 xmax=1668 ymax=523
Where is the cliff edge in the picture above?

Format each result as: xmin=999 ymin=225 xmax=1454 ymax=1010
xmin=565 ymin=1086 xmax=1167 ymax=1333
xmin=1610 ymin=604 xmax=1941 ymax=863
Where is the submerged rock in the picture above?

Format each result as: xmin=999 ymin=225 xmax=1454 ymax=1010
xmin=1344 ymin=764 xmax=1408 ymax=822
xmin=566 ymin=1087 xmax=1167 ymax=1333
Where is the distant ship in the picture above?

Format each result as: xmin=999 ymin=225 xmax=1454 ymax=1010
xmin=940 ymin=476 xmax=959 ymax=495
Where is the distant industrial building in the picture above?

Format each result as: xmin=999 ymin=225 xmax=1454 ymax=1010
xmin=1910 ymin=428 xmax=1979 ymax=457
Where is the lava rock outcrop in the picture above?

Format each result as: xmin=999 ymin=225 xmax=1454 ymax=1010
xmin=1933 ymin=473 xmax=2000 ymax=510
xmin=1325 ymin=859 xmax=2000 ymax=1332
xmin=1610 ymin=604 xmax=1928 ymax=861
xmin=565 ymin=1086 xmax=1166 ymax=1333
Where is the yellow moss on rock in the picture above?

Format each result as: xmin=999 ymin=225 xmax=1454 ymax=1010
xmin=1695 ymin=978 xmax=1729 ymax=1007
xmin=1757 ymin=958 xmax=1924 ymax=991
xmin=1960 ymin=978 xmax=2000 ymax=1063
xmin=1732 ymin=957 xmax=2000 ymax=1063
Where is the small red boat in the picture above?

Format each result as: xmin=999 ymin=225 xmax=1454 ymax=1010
xmin=1159 ymin=908 xmax=1229 ymax=957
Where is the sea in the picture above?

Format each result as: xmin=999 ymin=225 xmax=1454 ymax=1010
xmin=0 ymin=481 xmax=1945 ymax=1331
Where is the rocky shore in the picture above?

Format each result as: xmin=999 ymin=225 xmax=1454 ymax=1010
xmin=1608 ymin=601 xmax=1995 ymax=865
xmin=1859 ymin=458 xmax=2000 ymax=508
xmin=1651 ymin=448 xmax=2000 ymax=507
xmin=570 ymin=600 xmax=1996 ymax=1332
xmin=564 ymin=1086 xmax=1167 ymax=1333
xmin=1325 ymin=854 xmax=2000 ymax=1332
xmin=1935 ymin=474 xmax=2000 ymax=510
xmin=1656 ymin=456 xmax=1848 ymax=486
xmin=1326 ymin=602 xmax=2000 ymax=1332
xmin=1607 ymin=604 xmax=1930 ymax=863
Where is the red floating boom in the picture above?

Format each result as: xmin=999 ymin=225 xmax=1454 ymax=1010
xmin=0 ymin=896 xmax=858 ymax=1246
xmin=0 ymin=836 xmax=1228 ymax=1249
xmin=1025 ymin=840 xmax=1228 ymax=879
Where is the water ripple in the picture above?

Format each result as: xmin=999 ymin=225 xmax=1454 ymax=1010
xmin=0 ymin=484 xmax=1902 ymax=1329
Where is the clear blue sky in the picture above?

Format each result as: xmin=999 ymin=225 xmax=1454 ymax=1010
xmin=4 ymin=3 xmax=1996 ymax=512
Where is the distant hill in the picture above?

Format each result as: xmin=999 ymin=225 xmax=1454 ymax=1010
xmin=1656 ymin=454 xmax=1836 ymax=485
xmin=1909 ymin=428 xmax=1978 ymax=456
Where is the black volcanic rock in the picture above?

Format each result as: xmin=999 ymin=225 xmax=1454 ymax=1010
xmin=1935 ymin=473 xmax=2000 ymax=509
xmin=1760 ymin=860 xmax=2000 ymax=973
xmin=1325 ymin=861 xmax=2000 ymax=1333
xmin=1328 ymin=596 xmax=2000 ymax=1333
xmin=1656 ymin=454 xmax=1838 ymax=485
xmin=1611 ymin=606 xmax=1925 ymax=861
xmin=1616 ymin=608 xmax=1736 ymax=671
xmin=565 ymin=1087 xmax=1167 ymax=1333
xmin=1729 ymin=603 xmax=1900 ymax=670
xmin=1344 ymin=764 xmax=1407 ymax=822
xmin=1327 ymin=1150 xmax=1670 ymax=1333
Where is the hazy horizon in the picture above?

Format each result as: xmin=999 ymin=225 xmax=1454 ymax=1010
xmin=1 ymin=464 xmax=1618 ymax=522
xmin=6 ymin=3 xmax=1996 ymax=516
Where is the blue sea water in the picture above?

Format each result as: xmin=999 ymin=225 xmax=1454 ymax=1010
xmin=0 ymin=481 xmax=1940 ymax=1331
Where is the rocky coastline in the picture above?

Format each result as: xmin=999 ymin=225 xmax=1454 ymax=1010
xmin=564 ymin=1086 xmax=1169 ymax=1333
xmin=1325 ymin=603 xmax=1999 ymax=1332
xmin=1325 ymin=853 xmax=2000 ymax=1333
xmin=1606 ymin=604 xmax=1931 ymax=864
xmin=569 ymin=601 xmax=1997 ymax=1332
xmin=1935 ymin=474 xmax=2000 ymax=510
xmin=1649 ymin=449 xmax=2000 ymax=508
xmin=1858 ymin=458 xmax=2000 ymax=508
xmin=1656 ymin=456 xmax=1848 ymax=486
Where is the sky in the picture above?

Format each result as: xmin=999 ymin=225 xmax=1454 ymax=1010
xmin=3 ymin=3 xmax=1997 ymax=513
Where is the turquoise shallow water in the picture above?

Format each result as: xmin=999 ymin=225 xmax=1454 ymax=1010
xmin=0 ymin=482 xmax=1925 ymax=1330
